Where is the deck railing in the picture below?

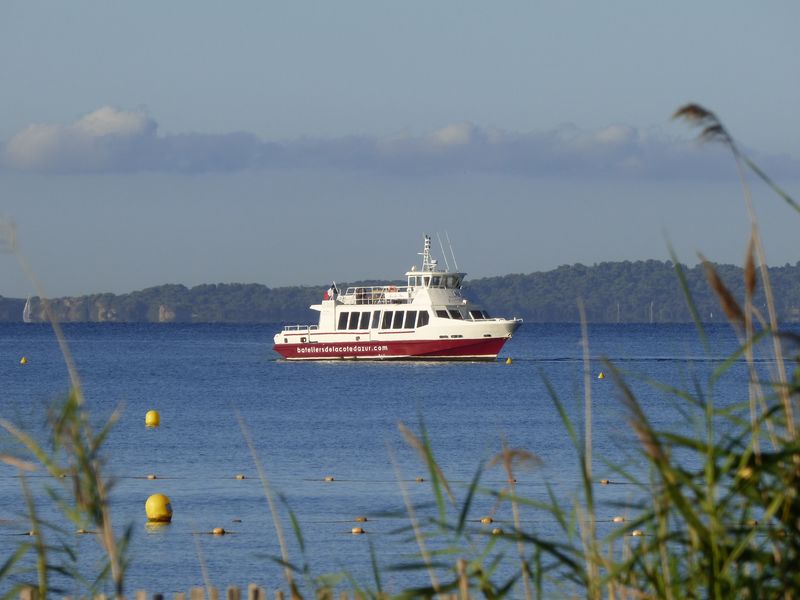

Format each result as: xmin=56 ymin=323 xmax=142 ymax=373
xmin=280 ymin=324 xmax=319 ymax=333
xmin=338 ymin=286 xmax=410 ymax=306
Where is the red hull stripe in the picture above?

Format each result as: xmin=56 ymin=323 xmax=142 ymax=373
xmin=273 ymin=337 xmax=508 ymax=360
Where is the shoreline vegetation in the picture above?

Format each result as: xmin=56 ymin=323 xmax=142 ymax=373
xmin=3 ymin=260 xmax=800 ymax=324
xmin=3 ymin=104 xmax=800 ymax=598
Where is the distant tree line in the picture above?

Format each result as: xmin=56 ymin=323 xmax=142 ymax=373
xmin=3 ymin=260 xmax=800 ymax=323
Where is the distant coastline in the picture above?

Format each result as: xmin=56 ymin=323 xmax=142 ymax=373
xmin=2 ymin=260 xmax=799 ymax=324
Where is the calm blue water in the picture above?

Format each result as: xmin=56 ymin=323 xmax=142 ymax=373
xmin=0 ymin=323 xmax=790 ymax=596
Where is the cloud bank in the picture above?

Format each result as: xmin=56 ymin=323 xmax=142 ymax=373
xmin=2 ymin=106 xmax=797 ymax=179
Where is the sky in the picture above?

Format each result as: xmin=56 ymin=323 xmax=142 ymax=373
xmin=1 ymin=1 xmax=799 ymax=299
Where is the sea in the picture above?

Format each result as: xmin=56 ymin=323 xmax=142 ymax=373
xmin=0 ymin=322 xmax=791 ymax=597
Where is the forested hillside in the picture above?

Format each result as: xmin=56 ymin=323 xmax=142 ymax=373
xmin=6 ymin=260 xmax=800 ymax=323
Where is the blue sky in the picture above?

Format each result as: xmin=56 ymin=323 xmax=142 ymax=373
xmin=1 ymin=1 xmax=799 ymax=298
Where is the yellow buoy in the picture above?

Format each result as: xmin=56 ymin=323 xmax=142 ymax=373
xmin=505 ymin=357 xmax=512 ymax=365
xmin=235 ymin=474 xmax=246 ymax=480
xmin=19 ymin=357 xmax=28 ymax=365
xmin=145 ymin=410 xmax=160 ymax=428
xmin=491 ymin=527 xmax=503 ymax=536
xmin=415 ymin=476 xmax=425 ymax=483
xmin=600 ymin=479 xmax=610 ymax=485
xmin=212 ymin=527 xmax=226 ymax=536
xmin=480 ymin=516 xmax=493 ymax=524
xmin=354 ymin=516 xmax=368 ymax=523
xmin=631 ymin=530 xmax=644 ymax=537
xmin=324 ymin=475 xmax=335 ymax=482
xmin=351 ymin=527 xmax=365 ymax=535
xmin=77 ymin=528 xmax=89 ymax=535
xmin=612 ymin=516 xmax=625 ymax=523
xmin=145 ymin=493 xmax=173 ymax=523
xmin=597 ymin=372 xmax=605 ymax=380
xmin=146 ymin=474 xmax=157 ymax=480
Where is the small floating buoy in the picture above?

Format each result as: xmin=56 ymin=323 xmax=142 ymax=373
xmin=597 ymin=372 xmax=605 ymax=380
xmin=212 ymin=527 xmax=226 ymax=536
xmin=146 ymin=474 xmax=157 ymax=480
xmin=232 ymin=518 xmax=242 ymax=523
xmin=631 ymin=530 xmax=643 ymax=537
xmin=234 ymin=474 xmax=246 ymax=480
xmin=354 ymin=516 xmax=368 ymax=523
xmin=612 ymin=516 xmax=625 ymax=523
xmin=19 ymin=357 xmax=28 ymax=365
xmin=600 ymin=479 xmax=610 ymax=485
xmin=505 ymin=357 xmax=512 ymax=365
xmin=324 ymin=475 xmax=335 ymax=482
xmin=145 ymin=493 xmax=173 ymax=523
xmin=480 ymin=516 xmax=493 ymax=524
xmin=491 ymin=527 xmax=503 ymax=536
xmin=27 ymin=530 xmax=35 ymax=536
xmin=145 ymin=410 xmax=160 ymax=428
xmin=351 ymin=527 xmax=365 ymax=535
xmin=415 ymin=476 xmax=425 ymax=483
xmin=77 ymin=528 xmax=89 ymax=535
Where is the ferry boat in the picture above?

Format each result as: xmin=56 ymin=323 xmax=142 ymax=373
xmin=273 ymin=235 xmax=522 ymax=360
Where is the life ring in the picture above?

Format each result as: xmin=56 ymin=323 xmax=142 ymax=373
xmin=387 ymin=286 xmax=397 ymax=293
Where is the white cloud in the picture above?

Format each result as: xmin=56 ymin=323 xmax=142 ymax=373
xmin=73 ymin=106 xmax=154 ymax=137
xmin=3 ymin=107 xmax=157 ymax=171
xmin=1 ymin=106 xmax=797 ymax=180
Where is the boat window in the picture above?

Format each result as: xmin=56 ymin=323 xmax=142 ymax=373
xmin=392 ymin=311 xmax=405 ymax=329
xmin=417 ymin=311 xmax=429 ymax=327
xmin=469 ymin=310 xmax=483 ymax=320
xmin=448 ymin=309 xmax=464 ymax=320
xmin=423 ymin=276 xmax=430 ymax=287
xmin=348 ymin=312 xmax=361 ymax=330
xmin=482 ymin=310 xmax=491 ymax=319
xmin=382 ymin=311 xmax=393 ymax=329
xmin=404 ymin=311 xmax=417 ymax=328
xmin=371 ymin=310 xmax=381 ymax=329
xmin=446 ymin=275 xmax=460 ymax=289
xmin=359 ymin=312 xmax=371 ymax=329
xmin=338 ymin=312 xmax=348 ymax=330
xmin=431 ymin=276 xmax=441 ymax=287
xmin=436 ymin=309 xmax=449 ymax=319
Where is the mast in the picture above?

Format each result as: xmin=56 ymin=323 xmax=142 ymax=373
xmin=419 ymin=235 xmax=438 ymax=272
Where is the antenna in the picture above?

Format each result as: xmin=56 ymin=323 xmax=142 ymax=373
xmin=436 ymin=233 xmax=451 ymax=272
xmin=445 ymin=230 xmax=459 ymax=271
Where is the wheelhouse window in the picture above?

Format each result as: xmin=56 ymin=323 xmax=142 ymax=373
xmin=392 ymin=311 xmax=405 ymax=329
xmin=382 ymin=311 xmax=393 ymax=329
xmin=359 ymin=312 xmax=371 ymax=329
xmin=435 ymin=309 xmax=449 ymax=319
xmin=448 ymin=309 xmax=464 ymax=320
xmin=482 ymin=310 xmax=491 ymax=319
xmin=417 ymin=311 xmax=430 ymax=327
xmin=371 ymin=310 xmax=381 ymax=329
xmin=446 ymin=275 xmax=461 ymax=289
xmin=337 ymin=312 xmax=348 ymax=330
xmin=469 ymin=310 xmax=483 ymax=320
xmin=404 ymin=310 xmax=417 ymax=328
xmin=348 ymin=312 xmax=361 ymax=330
xmin=423 ymin=276 xmax=430 ymax=287
xmin=431 ymin=276 xmax=441 ymax=287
